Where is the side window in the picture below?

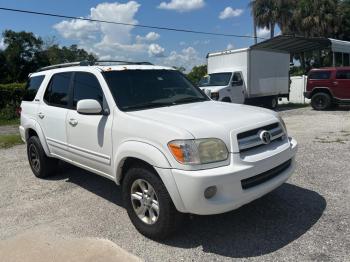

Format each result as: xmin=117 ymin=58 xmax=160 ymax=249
xmin=23 ymin=75 xmax=45 ymax=101
xmin=232 ymin=72 xmax=243 ymax=86
xmin=309 ymin=71 xmax=331 ymax=80
xmin=336 ymin=70 xmax=350 ymax=79
xmin=72 ymin=72 xmax=104 ymax=109
xmin=44 ymin=72 xmax=72 ymax=107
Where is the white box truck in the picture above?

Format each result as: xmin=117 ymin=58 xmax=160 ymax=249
xmin=199 ymin=48 xmax=290 ymax=109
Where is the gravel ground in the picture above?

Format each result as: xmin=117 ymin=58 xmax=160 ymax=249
xmin=0 ymin=106 xmax=349 ymax=262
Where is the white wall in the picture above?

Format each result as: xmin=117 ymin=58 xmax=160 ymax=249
xmin=280 ymin=75 xmax=310 ymax=104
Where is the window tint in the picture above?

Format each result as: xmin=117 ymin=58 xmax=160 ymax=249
xmin=23 ymin=75 xmax=45 ymax=101
xmin=309 ymin=71 xmax=331 ymax=80
xmin=44 ymin=72 xmax=71 ymax=107
xmin=232 ymin=72 xmax=243 ymax=86
xmin=103 ymin=70 xmax=207 ymax=111
xmin=336 ymin=70 xmax=350 ymax=79
xmin=72 ymin=72 xmax=103 ymax=108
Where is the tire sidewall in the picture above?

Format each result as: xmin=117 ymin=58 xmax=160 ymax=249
xmin=311 ymin=93 xmax=331 ymax=110
xmin=122 ymin=167 xmax=175 ymax=239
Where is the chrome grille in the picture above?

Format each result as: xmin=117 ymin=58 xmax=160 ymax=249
xmin=237 ymin=123 xmax=285 ymax=152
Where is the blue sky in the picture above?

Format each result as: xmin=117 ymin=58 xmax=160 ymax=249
xmin=0 ymin=0 xmax=271 ymax=70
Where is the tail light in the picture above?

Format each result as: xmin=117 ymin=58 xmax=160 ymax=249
xmin=16 ymin=107 xmax=22 ymax=117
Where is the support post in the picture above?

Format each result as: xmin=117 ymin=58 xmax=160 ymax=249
xmin=332 ymin=52 xmax=336 ymax=67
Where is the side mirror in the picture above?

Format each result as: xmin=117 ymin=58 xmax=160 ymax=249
xmin=231 ymin=80 xmax=243 ymax=87
xmin=203 ymin=89 xmax=212 ymax=98
xmin=77 ymin=99 xmax=102 ymax=115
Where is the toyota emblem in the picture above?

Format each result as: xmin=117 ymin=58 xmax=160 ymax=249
xmin=259 ymin=130 xmax=272 ymax=145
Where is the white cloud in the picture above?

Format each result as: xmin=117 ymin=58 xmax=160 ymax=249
xmin=227 ymin=43 xmax=234 ymax=50
xmin=136 ymin=32 xmax=160 ymax=42
xmin=219 ymin=7 xmax=243 ymax=19
xmin=0 ymin=38 xmax=6 ymax=50
xmin=148 ymin=43 xmax=165 ymax=57
xmin=54 ymin=1 xmax=145 ymax=58
xmin=257 ymin=27 xmax=270 ymax=38
xmin=162 ymin=46 xmax=204 ymax=71
xmin=158 ymin=0 xmax=205 ymax=12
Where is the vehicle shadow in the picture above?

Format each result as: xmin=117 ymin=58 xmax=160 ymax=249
xmin=50 ymin=162 xmax=326 ymax=259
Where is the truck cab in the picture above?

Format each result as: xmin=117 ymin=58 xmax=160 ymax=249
xmin=199 ymin=71 xmax=245 ymax=104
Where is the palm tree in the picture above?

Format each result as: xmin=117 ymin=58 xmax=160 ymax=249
xmin=249 ymin=0 xmax=278 ymax=39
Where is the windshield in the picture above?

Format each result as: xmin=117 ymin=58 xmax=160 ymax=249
xmin=103 ymin=70 xmax=208 ymax=111
xmin=199 ymin=73 xmax=232 ymax=87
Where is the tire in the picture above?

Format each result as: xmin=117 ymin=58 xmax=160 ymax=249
xmin=122 ymin=164 xmax=184 ymax=239
xmin=265 ymin=96 xmax=278 ymax=110
xmin=221 ymin=97 xmax=231 ymax=103
xmin=27 ymin=136 xmax=58 ymax=178
xmin=311 ymin=93 xmax=331 ymax=110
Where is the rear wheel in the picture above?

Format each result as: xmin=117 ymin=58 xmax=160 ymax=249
xmin=311 ymin=93 xmax=331 ymax=110
xmin=264 ymin=96 xmax=278 ymax=110
xmin=27 ymin=136 xmax=58 ymax=178
xmin=122 ymin=164 xmax=184 ymax=239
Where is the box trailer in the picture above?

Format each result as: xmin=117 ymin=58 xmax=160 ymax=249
xmin=199 ymin=48 xmax=290 ymax=109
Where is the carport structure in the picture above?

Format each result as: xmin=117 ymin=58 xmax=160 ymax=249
xmin=251 ymin=35 xmax=350 ymax=67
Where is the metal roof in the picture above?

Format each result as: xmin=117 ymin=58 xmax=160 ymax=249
xmin=251 ymin=35 xmax=350 ymax=54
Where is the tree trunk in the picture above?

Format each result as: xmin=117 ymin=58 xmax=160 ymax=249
xmin=253 ymin=17 xmax=258 ymax=44
xmin=270 ymin=23 xmax=275 ymax=38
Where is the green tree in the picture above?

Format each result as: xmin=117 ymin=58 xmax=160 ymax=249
xmin=45 ymin=44 xmax=96 ymax=65
xmin=2 ymin=30 xmax=44 ymax=83
xmin=250 ymin=0 xmax=278 ymax=38
xmin=293 ymin=0 xmax=340 ymax=38
xmin=338 ymin=0 xmax=350 ymax=41
xmin=187 ymin=65 xmax=207 ymax=86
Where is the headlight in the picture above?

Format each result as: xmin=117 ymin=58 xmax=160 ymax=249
xmin=278 ymin=115 xmax=287 ymax=133
xmin=168 ymin=138 xmax=228 ymax=165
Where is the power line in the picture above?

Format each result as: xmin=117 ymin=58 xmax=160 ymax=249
xmin=0 ymin=7 xmax=264 ymax=40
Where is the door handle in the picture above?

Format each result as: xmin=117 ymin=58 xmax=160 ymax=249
xmin=333 ymin=81 xmax=338 ymax=86
xmin=37 ymin=112 xmax=45 ymax=119
xmin=69 ymin=119 xmax=78 ymax=126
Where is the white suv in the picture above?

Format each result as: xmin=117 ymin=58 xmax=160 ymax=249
xmin=20 ymin=61 xmax=298 ymax=239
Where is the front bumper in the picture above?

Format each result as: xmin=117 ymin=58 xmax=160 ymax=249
xmin=167 ymin=138 xmax=298 ymax=215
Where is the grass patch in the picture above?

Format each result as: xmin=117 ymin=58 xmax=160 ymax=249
xmin=0 ymin=134 xmax=24 ymax=149
xmin=0 ymin=118 xmax=20 ymax=126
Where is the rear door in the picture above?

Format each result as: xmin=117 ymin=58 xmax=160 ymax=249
xmin=335 ymin=70 xmax=350 ymax=99
xmin=66 ymin=72 xmax=113 ymax=175
xmin=38 ymin=72 xmax=72 ymax=159
xmin=307 ymin=70 xmax=333 ymax=92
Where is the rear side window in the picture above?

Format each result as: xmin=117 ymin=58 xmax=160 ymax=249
xmin=72 ymin=72 xmax=103 ymax=109
xmin=44 ymin=72 xmax=72 ymax=107
xmin=309 ymin=71 xmax=331 ymax=80
xmin=336 ymin=70 xmax=350 ymax=79
xmin=23 ymin=75 xmax=45 ymax=101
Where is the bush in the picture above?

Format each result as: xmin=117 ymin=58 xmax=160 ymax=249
xmin=0 ymin=83 xmax=26 ymax=120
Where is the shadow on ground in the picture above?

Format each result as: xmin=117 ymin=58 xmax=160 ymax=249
xmin=50 ymin=162 xmax=326 ymax=259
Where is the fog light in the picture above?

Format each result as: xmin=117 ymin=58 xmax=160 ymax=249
xmin=204 ymin=186 xmax=217 ymax=199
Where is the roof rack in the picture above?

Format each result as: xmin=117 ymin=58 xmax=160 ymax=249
xmin=36 ymin=60 xmax=153 ymax=72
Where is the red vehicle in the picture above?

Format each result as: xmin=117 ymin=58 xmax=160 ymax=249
xmin=304 ymin=67 xmax=350 ymax=110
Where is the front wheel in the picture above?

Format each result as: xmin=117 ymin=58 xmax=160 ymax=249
xmin=311 ymin=93 xmax=331 ymax=110
xmin=122 ymin=165 xmax=184 ymax=239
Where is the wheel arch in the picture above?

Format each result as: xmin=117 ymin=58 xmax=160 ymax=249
xmin=311 ymin=87 xmax=334 ymax=98
xmin=24 ymin=120 xmax=51 ymax=156
xmin=114 ymin=141 xmax=171 ymax=185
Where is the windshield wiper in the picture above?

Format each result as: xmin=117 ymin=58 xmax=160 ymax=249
xmin=173 ymin=96 xmax=207 ymax=104
xmin=123 ymin=101 xmax=175 ymax=111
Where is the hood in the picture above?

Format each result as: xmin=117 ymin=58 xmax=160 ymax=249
xmin=128 ymin=101 xmax=279 ymax=151
xmin=199 ymin=85 xmax=227 ymax=93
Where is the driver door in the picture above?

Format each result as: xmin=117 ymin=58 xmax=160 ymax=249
xmin=230 ymin=72 xmax=245 ymax=104
xmin=66 ymin=72 xmax=113 ymax=175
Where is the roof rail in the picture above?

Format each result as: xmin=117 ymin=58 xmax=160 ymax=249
xmin=36 ymin=60 xmax=153 ymax=72
xmin=95 ymin=60 xmax=153 ymax=65
xmin=37 ymin=61 xmax=92 ymax=72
